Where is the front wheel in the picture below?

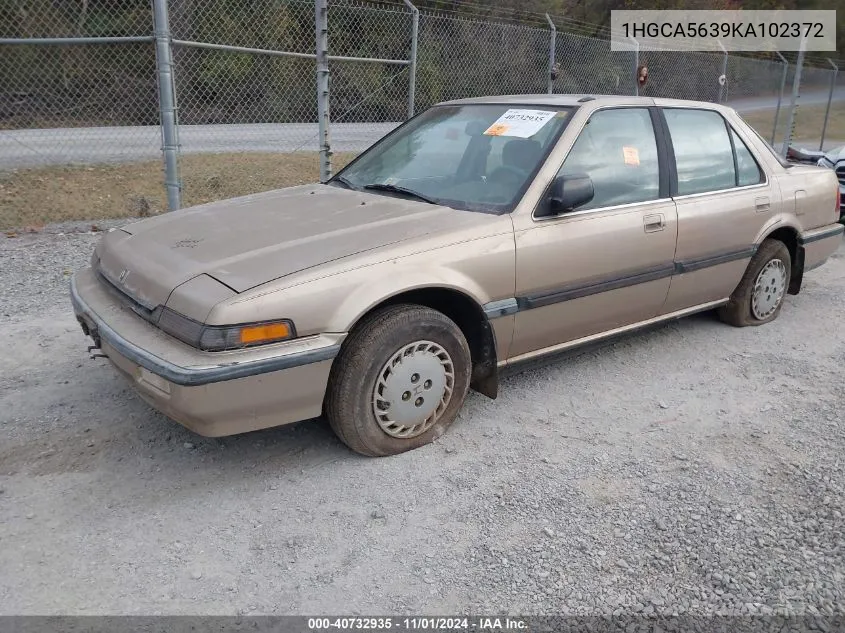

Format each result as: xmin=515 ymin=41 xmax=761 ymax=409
xmin=718 ymin=238 xmax=791 ymax=327
xmin=324 ymin=304 xmax=471 ymax=457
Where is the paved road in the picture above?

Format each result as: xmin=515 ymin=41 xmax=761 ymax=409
xmin=1 ymin=88 xmax=842 ymax=168
xmin=0 ymin=122 xmax=400 ymax=169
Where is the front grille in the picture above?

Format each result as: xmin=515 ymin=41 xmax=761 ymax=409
xmin=94 ymin=264 xmax=204 ymax=349
xmin=95 ymin=266 xmax=162 ymax=326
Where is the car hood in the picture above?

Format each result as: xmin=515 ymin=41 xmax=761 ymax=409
xmin=94 ymin=184 xmax=494 ymax=308
xmin=824 ymin=146 xmax=845 ymax=163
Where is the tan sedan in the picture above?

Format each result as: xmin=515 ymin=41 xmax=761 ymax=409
xmin=71 ymin=94 xmax=843 ymax=456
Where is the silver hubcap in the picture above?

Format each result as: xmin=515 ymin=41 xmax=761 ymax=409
xmin=751 ymin=259 xmax=787 ymax=320
xmin=372 ymin=340 xmax=454 ymax=439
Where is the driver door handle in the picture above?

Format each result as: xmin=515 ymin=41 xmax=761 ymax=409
xmin=643 ymin=213 xmax=665 ymax=233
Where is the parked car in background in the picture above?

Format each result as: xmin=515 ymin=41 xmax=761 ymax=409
xmin=787 ymin=144 xmax=845 ymax=221
xmin=71 ymin=94 xmax=843 ymax=457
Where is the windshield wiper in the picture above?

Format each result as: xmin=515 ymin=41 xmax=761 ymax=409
xmin=330 ymin=175 xmax=357 ymax=190
xmin=362 ymin=183 xmax=438 ymax=204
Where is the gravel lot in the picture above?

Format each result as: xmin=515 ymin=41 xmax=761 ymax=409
xmin=0 ymin=223 xmax=843 ymax=617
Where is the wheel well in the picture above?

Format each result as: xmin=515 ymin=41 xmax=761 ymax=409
xmin=354 ymin=288 xmax=499 ymax=399
xmin=764 ymin=227 xmax=803 ymax=294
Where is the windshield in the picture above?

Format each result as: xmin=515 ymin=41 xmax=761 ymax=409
xmin=331 ymin=104 xmax=574 ymax=213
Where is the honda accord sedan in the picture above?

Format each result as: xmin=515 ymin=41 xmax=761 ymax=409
xmin=71 ymin=94 xmax=843 ymax=456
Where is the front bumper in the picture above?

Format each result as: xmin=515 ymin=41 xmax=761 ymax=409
xmin=71 ymin=267 xmax=344 ymax=436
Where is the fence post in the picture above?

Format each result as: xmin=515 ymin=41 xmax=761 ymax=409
xmin=631 ymin=36 xmax=639 ymax=96
xmin=315 ymin=0 xmax=332 ymax=182
xmin=781 ymin=37 xmax=806 ymax=157
xmin=717 ymin=40 xmax=728 ymax=103
xmin=403 ymin=0 xmax=418 ymax=117
xmin=819 ymin=58 xmax=839 ymax=151
xmin=152 ymin=0 xmax=181 ymax=211
xmin=772 ymin=51 xmax=788 ymax=146
xmin=545 ymin=14 xmax=556 ymax=95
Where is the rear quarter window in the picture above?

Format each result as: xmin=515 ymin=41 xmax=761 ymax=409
xmin=730 ymin=128 xmax=764 ymax=187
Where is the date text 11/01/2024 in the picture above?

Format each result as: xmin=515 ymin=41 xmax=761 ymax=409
xmin=307 ymin=617 xmax=528 ymax=630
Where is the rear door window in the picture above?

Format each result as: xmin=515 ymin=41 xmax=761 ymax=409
xmin=663 ymin=108 xmax=736 ymax=195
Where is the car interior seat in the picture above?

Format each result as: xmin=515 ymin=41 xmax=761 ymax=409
xmin=501 ymin=138 xmax=543 ymax=175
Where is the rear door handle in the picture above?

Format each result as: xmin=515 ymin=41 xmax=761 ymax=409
xmin=755 ymin=196 xmax=770 ymax=213
xmin=643 ymin=213 xmax=665 ymax=233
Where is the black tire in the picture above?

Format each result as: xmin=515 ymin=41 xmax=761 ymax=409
xmin=324 ymin=304 xmax=471 ymax=457
xmin=718 ymin=238 xmax=791 ymax=327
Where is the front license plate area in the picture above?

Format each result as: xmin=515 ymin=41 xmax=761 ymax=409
xmin=137 ymin=367 xmax=171 ymax=395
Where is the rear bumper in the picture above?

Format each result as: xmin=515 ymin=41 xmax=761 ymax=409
xmin=70 ymin=267 xmax=344 ymax=436
xmin=800 ymin=223 xmax=844 ymax=272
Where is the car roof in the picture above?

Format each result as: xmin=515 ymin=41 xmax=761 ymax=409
xmin=436 ymin=93 xmax=734 ymax=113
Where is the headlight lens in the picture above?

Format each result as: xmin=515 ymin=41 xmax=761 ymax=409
xmin=157 ymin=307 xmax=296 ymax=351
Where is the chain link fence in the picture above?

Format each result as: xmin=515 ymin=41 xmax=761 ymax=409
xmin=554 ymin=32 xmax=637 ymax=97
xmin=416 ymin=13 xmax=549 ymax=109
xmin=168 ymin=0 xmax=324 ymax=210
xmin=1 ymin=0 xmax=843 ymax=230
xmin=787 ymin=63 xmax=840 ymax=151
xmin=0 ymin=0 xmax=160 ymax=169
xmin=325 ymin=0 xmax=412 ymax=163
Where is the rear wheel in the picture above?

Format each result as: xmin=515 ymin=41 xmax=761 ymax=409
xmin=324 ymin=304 xmax=471 ymax=457
xmin=718 ymin=238 xmax=791 ymax=327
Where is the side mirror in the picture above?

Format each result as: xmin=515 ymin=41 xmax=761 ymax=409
xmin=540 ymin=173 xmax=594 ymax=217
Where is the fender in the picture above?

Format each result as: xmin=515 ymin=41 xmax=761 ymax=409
xmin=753 ymin=214 xmax=804 ymax=295
xmin=751 ymin=214 xmax=801 ymax=247
xmin=329 ymin=266 xmax=504 ymax=399
xmin=331 ymin=266 xmax=493 ymax=333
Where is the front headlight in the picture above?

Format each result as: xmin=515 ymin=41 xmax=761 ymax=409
xmin=157 ymin=307 xmax=296 ymax=351
xmin=199 ymin=320 xmax=296 ymax=351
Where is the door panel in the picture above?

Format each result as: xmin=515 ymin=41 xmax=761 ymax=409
xmin=663 ymin=189 xmax=772 ymax=313
xmin=660 ymin=107 xmax=780 ymax=314
xmin=510 ymin=200 xmax=678 ymax=358
xmin=509 ymin=105 xmax=678 ymax=359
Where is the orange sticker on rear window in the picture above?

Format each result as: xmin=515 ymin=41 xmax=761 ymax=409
xmin=623 ymin=146 xmax=640 ymax=166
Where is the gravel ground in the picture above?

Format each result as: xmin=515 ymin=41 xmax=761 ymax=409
xmin=0 ymin=224 xmax=843 ymax=616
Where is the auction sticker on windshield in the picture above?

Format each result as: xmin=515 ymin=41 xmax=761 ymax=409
xmin=484 ymin=109 xmax=557 ymax=138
